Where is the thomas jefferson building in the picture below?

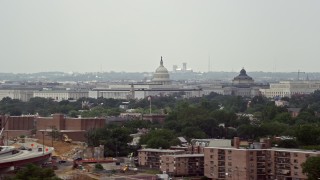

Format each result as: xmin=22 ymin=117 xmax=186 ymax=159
xmin=201 ymin=68 xmax=261 ymax=98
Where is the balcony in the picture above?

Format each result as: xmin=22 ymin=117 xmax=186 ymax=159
xmin=275 ymin=152 xmax=290 ymax=157
xmin=218 ymin=161 xmax=225 ymax=166
xmin=257 ymin=164 xmax=266 ymax=169
xmin=218 ymin=167 xmax=226 ymax=172
xmin=275 ymin=159 xmax=290 ymax=164
xmin=218 ymin=150 xmax=225 ymax=155
xmin=277 ymin=169 xmax=291 ymax=176
xmin=218 ymin=155 xmax=225 ymax=160
xmin=257 ymin=151 xmax=266 ymax=157
xmin=257 ymin=157 xmax=266 ymax=162
xmin=257 ymin=170 xmax=266 ymax=175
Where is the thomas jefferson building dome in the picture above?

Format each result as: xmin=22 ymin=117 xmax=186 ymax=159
xmin=152 ymin=57 xmax=171 ymax=85
xmin=232 ymin=68 xmax=254 ymax=86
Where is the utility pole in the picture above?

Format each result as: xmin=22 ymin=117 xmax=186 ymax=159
xmin=42 ymin=131 xmax=44 ymax=155
xmin=6 ymin=131 xmax=8 ymax=146
xmin=50 ymin=126 xmax=54 ymax=147
xmin=148 ymin=96 xmax=152 ymax=114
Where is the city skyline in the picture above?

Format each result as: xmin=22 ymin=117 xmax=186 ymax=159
xmin=0 ymin=0 xmax=319 ymax=73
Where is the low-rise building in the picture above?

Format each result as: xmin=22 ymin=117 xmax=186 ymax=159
xmin=0 ymin=89 xmax=34 ymax=102
xmin=0 ymin=115 xmax=36 ymax=138
xmin=36 ymin=114 xmax=105 ymax=141
xmin=138 ymin=148 xmax=185 ymax=168
xmin=260 ymin=80 xmax=320 ymax=98
xmin=33 ymin=90 xmax=88 ymax=101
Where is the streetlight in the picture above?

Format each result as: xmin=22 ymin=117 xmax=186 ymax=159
xmin=42 ymin=131 xmax=44 ymax=155
xmin=6 ymin=131 xmax=9 ymax=146
xmin=50 ymin=126 xmax=54 ymax=147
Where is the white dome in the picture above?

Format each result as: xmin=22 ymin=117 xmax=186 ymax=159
xmin=152 ymin=57 xmax=171 ymax=85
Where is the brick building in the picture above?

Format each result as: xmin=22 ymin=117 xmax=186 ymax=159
xmin=160 ymin=154 xmax=204 ymax=176
xmin=36 ymin=114 xmax=105 ymax=141
xmin=204 ymin=146 xmax=320 ymax=180
xmin=137 ymin=148 xmax=185 ymax=168
xmin=0 ymin=115 xmax=35 ymax=138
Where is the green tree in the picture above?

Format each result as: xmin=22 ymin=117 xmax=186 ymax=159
xmin=278 ymin=139 xmax=299 ymax=148
xmin=95 ymin=163 xmax=104 ymax=171
xmin=10 ymin=163 xmax=61 ymax=180
xmin=296 ymin=124 xmax=320 ymax=145
xmin=302 ymin=156 xmax=320 ymax=180
xmin=139 ymin=129 xmax=177 ymax=149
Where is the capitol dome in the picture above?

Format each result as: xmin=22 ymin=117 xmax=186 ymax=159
xmin=152 ymin=57 xmax=171 ymax=85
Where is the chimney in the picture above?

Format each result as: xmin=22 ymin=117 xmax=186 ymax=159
xmin=233 ymin=137 xmax=240 ymax=149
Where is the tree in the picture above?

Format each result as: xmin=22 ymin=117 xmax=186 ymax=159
xmin=296 ymin=124 xmax=320 ymax=145
xmin=278 ymin=139 xmax=299 ymax=148
xmin=139 ymin=129 xmax=177 ymax=149
xmin=302 ymin=156 xmax=320 ymax=180
xmin=9 ymin=163 xmax=61 ymax=180
xmin=95 ymin=163 xmax=104 ymax=171
xmin=46 ymin=126 xmax=62 ymax=141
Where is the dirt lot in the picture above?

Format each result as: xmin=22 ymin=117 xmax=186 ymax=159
xmin=42 ymin=139 xmax=77 ymax=156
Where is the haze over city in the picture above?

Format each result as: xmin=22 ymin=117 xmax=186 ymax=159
xmin=0 ymin=0 xmax=319 ymax=73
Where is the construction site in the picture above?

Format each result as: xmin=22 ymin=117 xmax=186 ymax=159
xmin=0 ymin=114 xmax=158 ymax=180
xmin=1 ymin=133 xmax=159 ymax=180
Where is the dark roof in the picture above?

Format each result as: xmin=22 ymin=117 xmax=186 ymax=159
xmin=233 ymin=68 xmax=253 ymax=81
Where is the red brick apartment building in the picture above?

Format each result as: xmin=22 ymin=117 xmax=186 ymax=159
xmin=204 ymin=147 xmax=320 ymax=180
xmin=138 ymin=148 xmax=185 ymax=168
xmin=160 ymin=154 xmax=204 ymax=176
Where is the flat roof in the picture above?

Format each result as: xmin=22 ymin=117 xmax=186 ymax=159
xmin=204 ymin=147 xmax=320 ymax=154
xmin=163 ymin=154 xmax=204 ymax=158
xmin=138 ymin=148 xmax=185 ymax=153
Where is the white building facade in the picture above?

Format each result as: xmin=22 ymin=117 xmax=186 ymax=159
xmin=260 ymin=81 xmax=320 ymax=98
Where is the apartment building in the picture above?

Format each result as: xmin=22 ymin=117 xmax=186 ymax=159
xmin=160 ymin=154 xmax=204 ymax=176
xmin=204 ymin=147 xmax=320 ymax=180
xmin=137 ymin=148 xmax=185 ymax=168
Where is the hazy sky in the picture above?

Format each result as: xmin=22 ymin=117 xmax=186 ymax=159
xmin=0 ymin=0 xmax=319 ymax=73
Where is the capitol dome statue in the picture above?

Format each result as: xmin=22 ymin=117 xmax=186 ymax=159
xmin=152 ymin=56 xmax=171 ymax=85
